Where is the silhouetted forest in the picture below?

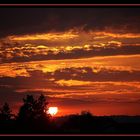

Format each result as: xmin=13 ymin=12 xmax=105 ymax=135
xmin=0 ymin=94 xmax=140 ymax=134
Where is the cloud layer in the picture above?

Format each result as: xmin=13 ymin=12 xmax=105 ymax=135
xmin=0 ymin=7 xmax=140 ymax=116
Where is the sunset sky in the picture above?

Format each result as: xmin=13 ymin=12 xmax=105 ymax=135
xmin=0 ymin=7 xmax=140 ymax=116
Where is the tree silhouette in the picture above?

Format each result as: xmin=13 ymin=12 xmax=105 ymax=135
xmin=33 ymin=94 xmax=49 ymax=119
xmin=0 ymin=103 xmax=12 ymax=121
xmin=81 ymin=111 xmax=93 ymax=117
xmin=17 ymin=94 xmax=50 ymax=132
xmin=0 ymin=96 xmax=140 ymax=134
xmin=17 ymin=95 xmax=35 ymax=123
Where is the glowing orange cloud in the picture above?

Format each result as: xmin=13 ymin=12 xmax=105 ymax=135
xmin=8 ymin=30 xmax=140 ymax=44
xmin=93 ymin=31 xmax=140 ymax=39
xmin=9 ymin=31 xmax=79 ymax=41
xmin=1 ymin=54 xmax=140 ymax=77
xmin=55 ymin=79 xmax=92 ymax=86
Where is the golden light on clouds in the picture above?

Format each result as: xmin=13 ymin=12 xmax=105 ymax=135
xmin=93 ymin=32 xmax=140 ymax=39
xmin=9 ymin=31 xmax=79 ymax=41
xmin=1 ymin=29 xmax=140 ymax=66
xmin=7 ymin=29 xmax=140 ymax=48
xmin=0 ymin=29 xmax=140 ymax=117
xmin=55 ymin=79 xmax=92 ymax=86
xmin=1 ymin=8 xmax=140 ymax=117
xmin=1 ymin=54 xmax=140 ymax=77
xmin=7 ymin=30 xmax=140 ymax=45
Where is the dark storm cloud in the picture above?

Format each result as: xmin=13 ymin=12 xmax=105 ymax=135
xmin=0 ymin=8 xmax=140 ymax=38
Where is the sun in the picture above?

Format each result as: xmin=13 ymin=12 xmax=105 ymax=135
xmin=48 ymin=107 xmax=58 ymax=116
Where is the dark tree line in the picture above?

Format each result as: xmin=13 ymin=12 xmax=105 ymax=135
xmin=0 ymin=94 xmax=50 ymax=121
xmin=1 ymin=94 xmax=140 ymax=134
xmin=0 ymin=94 xmax=53 ymax=133
xmin=0 ymin=103 xmax=13 ymax=121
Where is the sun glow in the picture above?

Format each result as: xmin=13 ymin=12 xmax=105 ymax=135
xmin=48 ymin=107 xmax=58 ymax=116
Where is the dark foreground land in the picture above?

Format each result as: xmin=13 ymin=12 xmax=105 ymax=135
xmin=1 ymin=113 xmax=140 ymax=134
xmin=0 ymin=95 xmax=140 ymax=134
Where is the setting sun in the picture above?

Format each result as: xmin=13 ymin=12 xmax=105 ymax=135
xmin=48 ymin=107 xmax=58 ymax=116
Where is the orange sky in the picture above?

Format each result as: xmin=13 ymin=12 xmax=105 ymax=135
xmin=0 ymin=8 xmax=140 ymax=116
